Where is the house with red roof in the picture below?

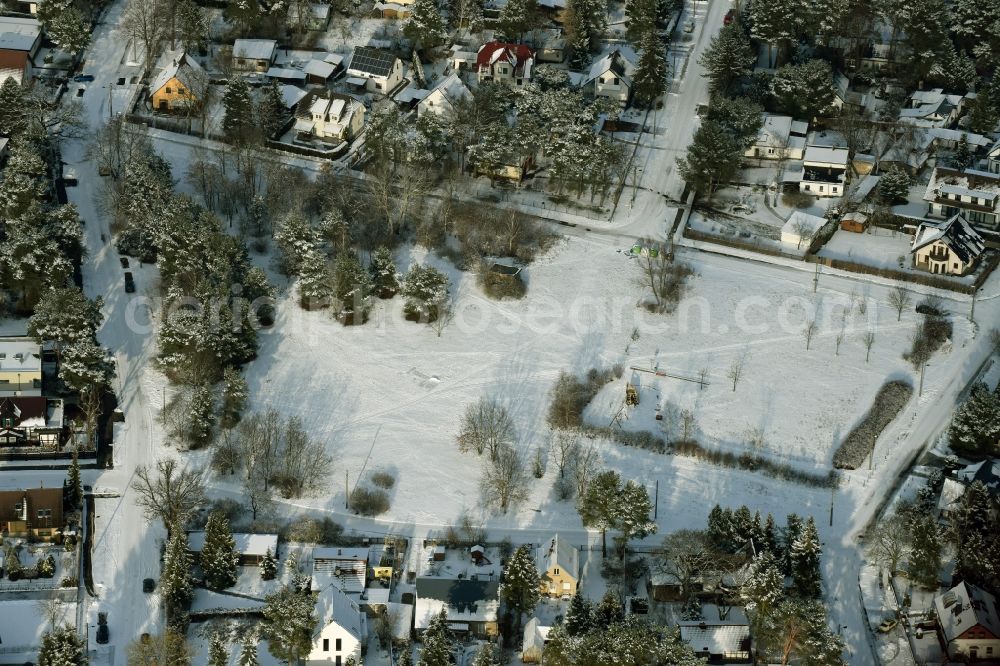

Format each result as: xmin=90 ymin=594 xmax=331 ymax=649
xmin=475 ymin=41 xmax=534 ymax=88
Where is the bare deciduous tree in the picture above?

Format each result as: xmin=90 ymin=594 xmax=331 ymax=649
xmin=458 ymin=398 xmax=514 ymax=460
xmin=888 ymin=285 xmax=911 ymax=321
xmin=275 ymin=416 xmax=333 ymax=498
xmin=863 ymin=329 xmax=876 ymax=362
xmin=727 ymin=357 xmax=745 ymax=391
xmin=865 ymin=513 xmax=911 ymax=574
xmin=573 ymin=444 xmax=599 ymax=498
xmin=658 ymin=530 xmax=716 ymax=600
xmin=698 ymin=367 xmax=708 ymax=390
xmin=634 ymin=241 xmax=689 ymax=312
xmin=835 ymin=325 xmax=845 ymax=355
xmin=121 ymin=0 xmax=166 ymax=75
xmin=679 ymin=409 xmax=696 ymax=441
xmin=803 ymin=317 xmax=818 ymax=350
xmin=480 ymin=444 xmax=530 ymax=514
xmin=552 ymin=431 xmax=578 ymax=479
xmin=131 ymin=458 xmax=206 ymax=531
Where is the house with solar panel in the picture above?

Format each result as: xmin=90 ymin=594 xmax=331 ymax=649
xmin=345 ymin=46 xmax=404 ymax=94
xmin=910 ymin=213 xmax=985 ymax=276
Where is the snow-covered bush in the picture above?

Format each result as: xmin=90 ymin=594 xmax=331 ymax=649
xmin=370 ymin=472 xmax=396 ymax=489
xmin=833 ymin=380 xmax=913 ymax=469
xmin=904 ymin=315 xmax=952 ymax=369
xmin=349 ymin=486 xmax=390 ymax=516
xmin=280 ymin=517 xmax=344 ymax=545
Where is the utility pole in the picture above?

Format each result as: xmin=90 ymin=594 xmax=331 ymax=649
xmin=829 ymin=484 xmax=835 ymax=526
xmin=970 ymin=288 xmax=977 ymax=324
xmin=813 ymin=263 xmax=820 ymax=293
xmin=345 ymin=470 xmax=349 ymax=509
xmin=918 ymin=362 xmax=926 ymax=396
xmin=654 ymin=479 xmax=658 ymax=519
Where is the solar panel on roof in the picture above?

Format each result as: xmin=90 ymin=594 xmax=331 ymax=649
xmin=350 ymin=47 xmax=396 ymax=76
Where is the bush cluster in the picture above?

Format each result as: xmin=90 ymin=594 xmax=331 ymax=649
xmin=833 ymin=380 xmax=913 ymax=469
xmin=904 ymin=316 xmax=953 ymax=369
xmin=548 ymin=367 xmax=622 ymax=429
xmin=350 ymin=486 xmax=391 ymax=516
xmin=280 ymin=517 xmax=344 ymax=545
xmin=370 ymin=472 xmax=396 ymax=489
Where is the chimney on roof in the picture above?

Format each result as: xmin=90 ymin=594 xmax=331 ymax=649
xmin=699 ymin=621 xmax=707 ymax=630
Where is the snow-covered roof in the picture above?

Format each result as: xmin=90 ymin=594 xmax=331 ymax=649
xmin=937 ymin=477 xmax=966 ymax=513
xmin=314 ymin=583 xmax=365 ymax=641
xmin=0 ymin=338 xmax=41 ymax=373
xmin=266 ymin=66 xmax=306 ymax=81
xmin=849 ymin=174 xmax=880 ymax=202
xmin=910 ymin=214 xmax=985 ymax=264
xmin=0 ymin=600 xmax=53 ymax=653
xmin=418 ymin=73 xmax=471 ymax=114
xmin=783 ymin=211 xmax=827 ymax=236
xmin=305 ymin=59 xmax=336 ymax=79
xmin=476 ymin=41 xmax=535 ymax=77
xmin=281 ymin=84 xmax=308 ymax=108
xmin=313 ymin=547 xmax=370 ymax=562
xmin=803 ymin=145 xmax=849 ymax=168
xmin=186 ymin=532 xmax=278 ymax=557
xmin=924 ymin=167 xmax=1000 ymax=206
xmin=955 ymin=459 xmax=1000 ymax=497
xmin=934 ymin=582 xmax=1000 ymax=644
xmin=233 ymin=39 xmax=277 ymax=62
xmin=678 ymin=623 xmax=751 ymax=656
xmin=537 ymin=534 xmax=578 ymax=580
xmin=149 ymin=53 xmax=205 ymax=97
xmin=324 ymin=53 xmax=344 ymax=67
xmin=927 ymin=128 xmax=991 ymax=148
xmin=0 ymin=16 xmax=39 ymax=52
xmin=583 ymin=48 xmax=636 ymax=86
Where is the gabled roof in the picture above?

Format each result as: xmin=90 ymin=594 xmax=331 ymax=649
xmin=476 ymin=41 xmax=534 ymax=70
xmin=803 ymin=145 xmax=849 ymax=167
xmin=347 ymin=46 xmax=399 ymax=77
xmin=314 ymin=584 xmax=365 ymax=641
xmin=0 ymin=487 xmax=64 ymax=526
xmin=186 ymin=532 xmax=278 ymax=557
xmin=233 ymin=39 xmax=277 ymax=62
xmin=678 ymin=623 xmax=751 ymax=656
xmin=934 ymin=582 xmax=1000 ymax=643
xmin=0 ymin=17 xmax=40 ymax=52
xmin=304 ymin=59 xmax=336 ymax=79
xmin=584 ymin=49 xmax=636 ymax=86
xmin=910 ymin=213 xmax=985 ymax=264
xmin=415 ymin=577 xmax=499 ymax=607
xmin=150 ymin=53 xmax=205 ymax=96
xmin=419 ymin=73 xmax=471 ymax=111
xmin=538 ymin=534 xmax=578 ymax=579
xmin=0 ymin=396 xmax=47 ymax=427
xmin=956 ymin=459 xmax=1000 ymax=497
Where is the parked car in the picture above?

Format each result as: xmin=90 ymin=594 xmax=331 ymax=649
xmin=724 ymin=9 xmax=735 ymax=24
xmin=73 ymin=74 xmax=95 ymax=82
xmin=124 ymin=272 xmax=135 ymax=293
xmin=120 ymin=257 xmax=129 ymax=268
xmin=76 ymin=87 xmax=85 ymax=97
xmin=878 ymin=618 xmax=898 ymax=633
xmin=96 ymin=612 xmax=109 ymax=644
xmin=142 ymin=578 xmax=155 ymax=593
xmin=683 ymin=19 xmax=695 ymax=33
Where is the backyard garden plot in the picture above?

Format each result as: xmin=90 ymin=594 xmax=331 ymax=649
xmin=230 ymin=234 xmax=969 ymax=530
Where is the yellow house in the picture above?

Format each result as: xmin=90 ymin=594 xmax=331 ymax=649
xmin=911 ymin=213 xmax=985 ymax=276
xmin=538 ymin=535 xmax=579 ymax=598
xmin=0 ymin=337 xmax=42 ymax=396
xmin=150 ymin=52 xmax=205 ymax=113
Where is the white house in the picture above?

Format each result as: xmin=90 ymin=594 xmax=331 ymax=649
xmin=417 ymin=73 xmax=471 ymax=117
xmin=986 ymin=139 xmax=1000 ymax=175
xmin=934 ymin=582 xmax=1000 ymax=662
xmin=307 ymin=585 xmax=366 ymax=666
xmin=582 ymin=49 xmax=635 ymax=106
xmin=799 ymin=145 xmax=850 ymax=197
xmin=923 ymin=167 xmax=1000 ymax=230
xmin=232 ymin=39 xmax=278 ymax=72
xmin=910 ymin=213 xmax=985 ymax=276
xmin=312 ymin=547 xmax=369 ymax=593
xmin=475 ymin=41 xmax=534 ymax=87
xmin=745 ymin=114 xmax=808 ymax=160
xmin=780 ymin=211 xmax=827 ymax=250
xmin=345 ymin=46 xmax=403 ymax=94
xmin=295 ymin=93 xmax=366 ymax=142
xmin=899 ymin=89 xmax=971 ymax=128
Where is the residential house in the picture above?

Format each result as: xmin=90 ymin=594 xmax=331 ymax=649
xmin=986 ymin=139 xmax=1000 ymax=175
xmin=345 ymin=46 xmax=403 ymax=94
xmin=0 ymin=396 xmax=63 ymax=447
xmin=955 ymin=459 xmax=1000 ymax=500
xmin=295 ymin=93 xmax=365 ymax=143
xmin=476 ymin=41 xmax=534 ymax=87
xmin=288 ymin=2 xmax=331 ymax=30
xmin=232 ymin=39 xmax=278 ymax=72
xmin=745 ymin=114 xmax=808 ymax=161
xmin=265 ymin=66 xmax=307 ymax=85
xmin=924 ymin=167 xmax=1000 ymax=230
xmin=414 ymin=577 xmax=500 ymax=637
xmin=531 ymin=29 xmax=566 ymax=63
xmin=910 ymin=213 xmax=985 ymax=276
xmin=307 ymin=584 xmax=366 ymax=666
xmin=781 ymin=211 xmax=827 ymax=250
xmin=934 ymin=581 xmax=1000 ymax=662
xmin=417 ymin=73 xmax=471 ymax=118
xmin=522 ymin=617 xmax=551 ymax=663
xmin=0 ymin=487 xmax=64 ymax=542
xmin=8 ymin=0 xmax=39 ymax=14
xmin=937 ymin=477 xmax=967 ymax=520
xmin=678 ymin=622 xmax=753 ymax=664
xmin=150 ymin=53 xmax=205 ymax=112
xmin=373 ymin=0 xmax=415 ymax=18
xmin=0 ymin=16 xmax=41 ymax=85
xmin=582 ymin=49 xmax=635 ymax=106
xmin=0 ymin=338 xmax=42 ymax=396
xmin=799 ymin=145 xmax=850 ymax=197
xmin=313 ymin=547 xmax=369 ymax=593
xmin=899 ymin=89 xmax=972 ymax=128
xmin=537 ymin=535 xmax=578 ymax=598
xmin=186 ymin=532 xmax=278 ymax=565
xmin=449 ymin=44 xmax=478 ymax=71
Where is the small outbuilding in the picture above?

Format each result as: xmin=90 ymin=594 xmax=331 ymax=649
xmin=840 ymin=211 xmax=869 ymax=233
xmin=780 ymin=211 xmax=827 ymax=250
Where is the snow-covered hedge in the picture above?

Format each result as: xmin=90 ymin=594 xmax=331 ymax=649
xmin=833 ymin=380 xmax=913 ymax=470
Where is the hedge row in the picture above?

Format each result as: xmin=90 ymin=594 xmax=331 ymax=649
xmin=833 ymin=380 xmax=913 ymax=469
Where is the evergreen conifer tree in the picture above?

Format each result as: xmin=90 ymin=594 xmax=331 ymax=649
xmin=417 ymin=609 xmax=454 ymax=666
xmin=222 ymin=77 xmax=256 ymax=143
xmin=908 ymin=511 xmax=942 ymax=588
xmin=500 ymin=544 xmax=540 ymax=632
xmin=239 ymin=633 xmax=260 ymax=666
xmin=698 ymin=23 xmax=755 ymax=95
xmin=949 ymin=383 xmax=1000 ymax=456
xmin=202 ymin=511 xmax=240 ymax=590
xmin=403 ymin=0 xmax=449 ymax=48
xmin=67 ymin=447 xmax=83 ymax=511
xmin=782 ymin=514 xmax=802 ymax=575
xmin=161 ymin=527 xmax=195 ymax=622
xmin=208 ymin=632 xmax=228 ymax=666
xmin=592 ymin=591 xmax=624 ymax=629
xmin=370 ymin=247 xmax=400 ymax=298
xmin=332 ymin=252 xmax=372 ymax=323
xmin=260 ymin=548 xmax=278 ymax=580
xmin=37 ymin=624 xmax=87 ymax=665
xmin=564 ymin=592 xmax=593 ymax=636
xmin=632 ymin=30 xmax=668 ymax=109
xmin=790 ymin=517 xmax=822 ymax=598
